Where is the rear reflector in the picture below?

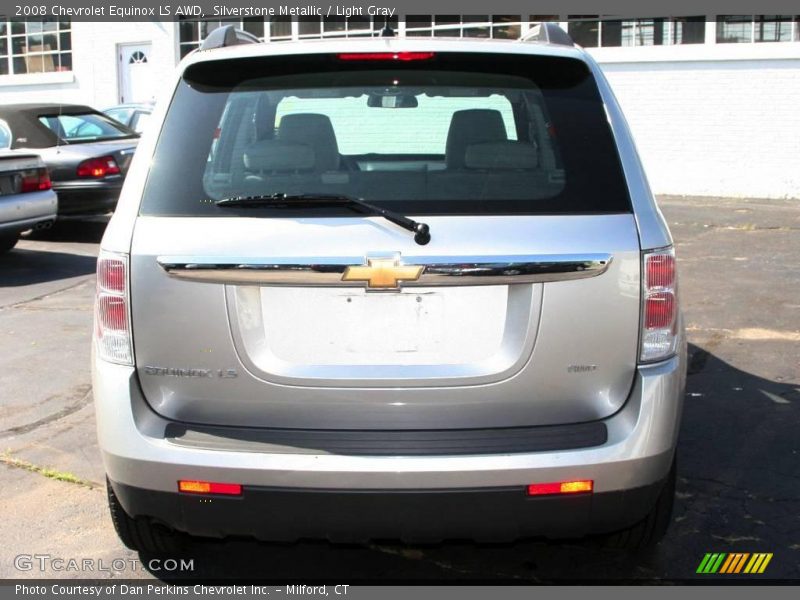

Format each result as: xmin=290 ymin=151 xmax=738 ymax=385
xmin=640 ymin=247 xmax=678 ymax=362
xmin=527 ymin=480 xmax=593 ymax=496
xmin=337 ymin=52 xmax=435 ymax=62
xmin=98 ymin=258 xmax=126 ymax=292
xmin=94 ymin=251 xmax=133 ymax=365
xmin=178 ymin=480 xmax=242 ymax=496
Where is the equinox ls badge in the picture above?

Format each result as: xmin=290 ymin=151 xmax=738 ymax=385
xmin=342 ymin=257 xmax=424 ymax=291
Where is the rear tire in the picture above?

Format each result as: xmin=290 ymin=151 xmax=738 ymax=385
xmin=0 ymin=233 xmax=18 ymax=253
xmin=602 ymin=458 xmax=676 ymax=551
xmin=107 ymin=479 xmax=184 ymax=554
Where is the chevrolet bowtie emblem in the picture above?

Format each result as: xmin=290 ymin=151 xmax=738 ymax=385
xmin=342 ymin=257 xmax=424 ymax=290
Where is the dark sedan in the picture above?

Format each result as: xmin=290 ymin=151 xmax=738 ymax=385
xmin=0 ymin=104 xmax=138 ymax=217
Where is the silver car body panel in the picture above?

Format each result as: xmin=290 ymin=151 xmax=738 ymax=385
xmin=130 ymin=214 xmax=641 ymax=427
xmin=0 ymin=152 xmax=57 ymax=232
xmin=95 ymin=333 xmax=685 ymax=493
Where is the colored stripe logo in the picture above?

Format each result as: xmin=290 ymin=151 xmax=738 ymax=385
xmin=696 ymin=553 xmax=773 ymax=574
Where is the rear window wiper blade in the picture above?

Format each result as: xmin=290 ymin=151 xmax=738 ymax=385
xmin=215 ymin=193 xmax=431 ymax=245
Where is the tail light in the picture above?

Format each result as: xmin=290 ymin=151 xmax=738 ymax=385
xmin=19 ymin=167 xmax=52 ymax=192
xmin=77 ymin=156 xmax=121 ymax=178
xmin=640 ymin=247 xmax=678 ymax=362
xmin=95 ymin=251 xmax=133 ymax=365
xmin=337 ymin=52 xmax=435 ymax=61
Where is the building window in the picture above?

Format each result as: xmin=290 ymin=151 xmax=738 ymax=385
xmin=717 ymin=16 xmax=754 ymax=42
xmin=462 ymin=15 xmax=490 ymax=38
xmin=434 ymin=15 xmax=461 ymax=38
xmin=568 ymin=16 xmax=600 ymax=47
xmin=670 ymin=17 xmax=706 ymax=44
xmin=717 ymin=15 xmax=796 ymax=43
xmin=406 ymin=15 xmax=525 ymax=39
xmin=569 ymin=16 xmax=705 ymax=47
xmin=0 ymin=19 xmax=72 ymax=75
xmin=179 ymin=16 xmax=400 ymax=51
xmin=754 ymin=15 xmax=794 ymax=42
xmin=717 ymin=15 xmax=797 ymax=43
xmin=406 ymin=15 xmax=433 ymax=37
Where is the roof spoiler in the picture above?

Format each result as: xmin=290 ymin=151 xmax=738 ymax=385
xmin=200 ymin=25 xmax=261 ymax=51
xmin=520 ymin=22 xmax=574 ymax=47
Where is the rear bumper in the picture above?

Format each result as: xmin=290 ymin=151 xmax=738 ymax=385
xmin=94 ymin=339 xmax=686 ymax=540
xmin=53 ymin=180 xmax=121 ymax=216
xmin=110 ymin=476 xmax=667 ymax=543
xmin=0 ymin=189 xmax=58 ymax=234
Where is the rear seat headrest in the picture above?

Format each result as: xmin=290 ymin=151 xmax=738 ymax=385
xmin=278 ymin=113 xmax=340 ymax=171
xmin=464 ymin=141 xmax=539 ymax=171
xmin=445 ymin=109 xmax=508 ymax=169
xmin=244 ymin=140 xmax=315 ymax=172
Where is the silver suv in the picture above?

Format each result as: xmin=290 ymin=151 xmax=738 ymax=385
xmin=93 ymin=25 xmax=685 ymax=553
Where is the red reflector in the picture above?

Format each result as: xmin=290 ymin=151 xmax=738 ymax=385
xmin=98 ymin=295 xmax=127 ymax=330
xmin=646 ymin=253 xmax=675 ymax=288
xmin=645 ymin=292 xmax=675 ymax=329
xmin=527 ymin=480 xmax=593 ymax=496
xmin=77 ymin=156 xmax=121 ymax=178
xmin=98 ymin=259 xmax=125 ymax=292
xmin=337 ymin=52 xmax=435 ymax=62
xmin=178 ymin=480 xmax=242 ymax=495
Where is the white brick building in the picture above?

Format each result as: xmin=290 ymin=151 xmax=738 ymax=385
xmin=0 ymin=17 xmax=798 ymax=199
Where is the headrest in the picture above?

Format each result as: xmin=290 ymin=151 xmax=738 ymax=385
xmin=445 ymin=109 xmax=508 ymax=169
xmin=278 ymin=113 xmax=339 ymax=171
xmin=464 ymin=141 xmax=539 ymax=170
xmin=243 ymin=140 xmax=315 ymax=172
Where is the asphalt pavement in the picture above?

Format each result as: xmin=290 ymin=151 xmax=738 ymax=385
xmin=0 ymin=198 xmax=798 ymax=582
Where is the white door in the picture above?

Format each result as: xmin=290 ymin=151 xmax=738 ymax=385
xmin=118 ymin=43 xmax=154 ymax=104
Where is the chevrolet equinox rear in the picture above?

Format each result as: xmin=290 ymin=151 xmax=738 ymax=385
xmin=93 ymin=25 xmax=686 ymax=553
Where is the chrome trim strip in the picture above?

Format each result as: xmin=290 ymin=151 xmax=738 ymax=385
xmin=157 ymin=254 xmax=612 ymax=287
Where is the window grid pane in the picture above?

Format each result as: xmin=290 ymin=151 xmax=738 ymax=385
xmin=2 ymin=18 xmax=72 ymax=74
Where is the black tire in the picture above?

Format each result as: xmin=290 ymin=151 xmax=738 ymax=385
xmin=602 ymin=458 xmax=676 ymax=551
xmin=106 ymin=479 xmax=184 ymax=554
xmin=0 ymin=233 xmax=18 ymax=253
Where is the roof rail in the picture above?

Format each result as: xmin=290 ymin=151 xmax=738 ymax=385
xmin=200 ymin=25 xmax=260 ymax=51
xmin=520 ymin=22 xmax=574 ymax=47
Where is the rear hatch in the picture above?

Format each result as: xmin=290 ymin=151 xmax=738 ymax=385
xmin=129 ymin=50 xmax=641 ymax=430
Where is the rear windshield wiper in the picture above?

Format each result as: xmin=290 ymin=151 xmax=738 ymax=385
xmin=215 ymin=193 xmax=431 ymax=245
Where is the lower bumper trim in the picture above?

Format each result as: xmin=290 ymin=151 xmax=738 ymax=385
xmin=110 ymin=477 xmax=666 ymax=543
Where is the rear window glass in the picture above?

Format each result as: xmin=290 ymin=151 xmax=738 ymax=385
xmin=140 ymin=53 xmax=631 ymax=216
xmin=38 ymin=112 xmax=135 ymax=143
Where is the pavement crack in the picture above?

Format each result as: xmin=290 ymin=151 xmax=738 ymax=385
xmin=0 ymin=277 xmax=93 ymax=311
xmin=0 ymin=385 xmax=92 ymax=438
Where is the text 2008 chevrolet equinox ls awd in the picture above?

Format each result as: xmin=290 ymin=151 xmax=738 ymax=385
xmin=93 ymin=24 xmax=686 ymax=553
